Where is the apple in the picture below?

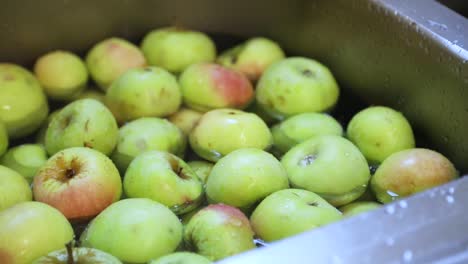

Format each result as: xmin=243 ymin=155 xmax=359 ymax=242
xmin=189 ymin=109 xmax=272 ymax=162
xmin=340 ymin=201 xmax=381 ymax=217
xmin=35 ymin=108 xmax=61 ymax=145
xmin=33 ymin=147 xmax=122 ymax=220
xmin=217 ymin=37 xmax=285 ymax=82
xmin=73 ymin=88 xmax=105 ymax=103
xmin=32 ymin=246 xmax=122 ymax=264
xmin=0 ymin=201 xmax=74 ymax=264
xmin=281 ymin=135 xmax=371 ymax=206
xmin=105 ymin=67 xmax=181 ymax=124
xmin=346 ymin=106 xmax=415 ymax=164
xmin=34 ymin=50 xmax=88 ymax=101
xmin=179 ymin=63 xmax=254 ymax=112
xmin=168 ymin=107 xmax=203 ymax=135
xmin=86 ymin=37 xmax=146 ymax=91
xmin=271 ymin=112 xmax=343 ymax=154
xmin=124 ymin=150 xmax=204 ymax=215
xmin=80 ymin=198 xmax=183 ymax=263
xmin=0 ymin=143 xmax=48 ymax=183
xmin=187 ymin=160 xmax=214 ymax=184
xmin=371 ymin=148 xmax=458 ymax=203
xmin=184 ymin=204 xmax=255 ymax=261
xmin=180 ymin=205 xmax=204 ymax=226
xmin=245 ymin=100 xmax=277 ymax=126
xmin=45 ymin=99 xmax=119 ymax=156
xmin=0 ymin=63 xmax=49 ymax=139
xmin=0 ymin=122 xmax=8 ymax=156
xmin=111 ymin=117 xmax=186 ymax=173
xmin=256 ymin=57 xmax=340 ymax=120
xmin=250 ymin=189 xmax=342 ymax=242
xmin=0 ymin=165 xmax=32 ymax=211
xmin=149 ymin=252 xmax=212 ymax=264
xmin=141 ymin=27 xmax=216 ymax=73
xmin=206 ymin=148 xmax=289 ymax=211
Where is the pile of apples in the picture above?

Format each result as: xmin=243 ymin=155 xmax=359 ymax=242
xmin=0 ymin=27 xmax=459 ymax=264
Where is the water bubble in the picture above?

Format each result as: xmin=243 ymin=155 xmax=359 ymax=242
xmin=385 ymin=237 xmax=395 ymax=246
xmin=385 ymin=205 xmax=396 ymax=215
xmin=446 ymin=195 xmax=455 ymax=204
xmin=448 ymin=187 xmax=455 ymax=194
xmin=403 ymin=250 xmax=413 ymax=262
xmin=398 ymin=200 xmax=408 ymax=209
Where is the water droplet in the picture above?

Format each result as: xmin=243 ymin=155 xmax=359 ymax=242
xmin=446 ymin=195 xmax=455 ymax=204
xmin=398 ymin=200 xmax=408 ymax=209
xmin=403 ymin=250 xmax=413 ymax=262
xmin=385 ymin=205 xmax=395 ymax=215
xmin=448 ymin=187 xmax=455 ymax=194
xmin=385 ymin=237 xmax=395 ymax=246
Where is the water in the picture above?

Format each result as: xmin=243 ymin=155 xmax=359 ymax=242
xmin=385 ymin=237 xmax=395 ymax=246
xmin=446 ymin=195 xmax=455 ymax=204
xmin=398 ymin=200 xmax=408 ymax=209
xmin=385 ymin=205 xmax=396 ymax=215
xmin=403 ymin=250 xmax=413 ymax=262
xmin=427 ymin=20 xmax=448 ymax=31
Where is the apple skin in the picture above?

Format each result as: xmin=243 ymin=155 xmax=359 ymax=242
xmin=1 ymin=144 xmax=47 ymax=183
xmin=105 ymin=67 xmax=181 ymax=124
xmin=189 ymin=109 xmax=272 ymax=162
xmin=206 ymin=148 xmax=289 ymax=210
xmin=0 ymin=201 xmax=74 ymax=264
xmin=347 ymin=106 xmax=415 ymax=164
xmin=124 ymin=151 xmax=204 ymax=215
xmin=184 ymin=204 xmax=255 ymax=261
xmin=141 ymin=27 xmax=216 ymax=74
xmin=179 ymin=63 xmax=254 ymax=112
xmin=281 ymin=135 xmax=371 ymax=206
xmin=0 ymin=63 xmax=49 ymax=139
xmin=0 ymin=165 xmax=32 ymax=211
xmin=339 ymin=201 xmax=381 ymax=217
xmin=86 ymin=37 xmax=146 ymax=91
xmin=168 ymin=107 xmax=203 ymax=135
xmin=80 ymin=198 xmax=183 ymax=264
xmin=32 ymin=247 xmax=122 ymax=264
xmin=272 ymin=112 xmax=343 ymax=154
xmin=149 ymin=252 xmax=212 ymax=264
xmin=111 ymin=117 xmax=186 ymax=173
xmin=250 ymin=189 xmax=342 ymax=242
xmin=187 ymin=160 xmax=214 ymax=184
xmin=256 ymin=57 xmax=339 ymax=120
xmin=0 ymin=122 xmax=8 ymax=156
xmin=34 ymin=50 xmax=88 ymax=101
xmin=45 ymin=99 xmax=119 ymax=156
xmin=217 ymin=37 xmax=285 ymax=82
xmin=371 ymin=148 xmax=458 ymax=203
xmin=33 ymin=147 xmax=122 ymax=221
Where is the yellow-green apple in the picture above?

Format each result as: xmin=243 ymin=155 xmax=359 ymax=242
xmin=141 ymin=27 xmax=216 ymax=74
xmin=86 ymin=37 xmax=146 ymax=91
xmin=217 ymin=37 xmax=285 ymax=82
xmin=179 ymin=63 xmax=254 ymax=112
xmin=0 ymin=201 xmax=74 ymax=264
xmin=250 ymin=189 xmax=342 ymax=242
xmin=0 ymin=122 xmax=7 ymax=156
xmin=1 ymin=144 xmax=47 ymax=184
xmin=0 ymin=165 xmax=32 ymax=211
xmin=35 ymin=109 xmax=61 ymax=145
xmin=124 ymin=151 xmax=203 ymax=215
xmin=45 ymin=99 xmax=118 ymax=156
xmin=33 ymin=147 xmax=122 ymax=221
xmin=281 ymin=135 xmax=371 ymax=206
xmin=34 ymin=50 xmax=88 ymax=101
xmin=340 ymin=201 xmax=381 ymax=217
xmin=256 ymin=57 xmax=339 ymax=120
xmin=149 ymin=252 xmax=212 ymax=264
xmin=111 ymin=117 xmax=186 ymax=173
xmin=184 ymin=204 xmax=255 ymax=261
xmin=105 ymin=67 xmax=181 ymax=123
xmin=206 ymin=148 xmax=289 ymax=211
xmin=0 ymin=63 xmax=49 ymax=139
xmin=80 ymin=198 xmax=183 ymax=263
xmin=371 ymin=148 xmax=458 ymax=203
xmin=189 ymin=109 xmax=272 ymax=162
xmin=32 ymin=247 xmax=122 ymax=264
xmin=347 ymin=106 xmax=415 ymax=164
xmin=187 ymin=160 xmax=214 ymax=184
xmin=168 ymin=107 xmax=203 ymax=135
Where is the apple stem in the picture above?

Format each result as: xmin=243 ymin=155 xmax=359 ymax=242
xmin=66 ymin=240 xmax=75 ymax=264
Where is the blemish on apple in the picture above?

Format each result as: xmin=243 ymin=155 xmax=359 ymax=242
xmin=299 ymin=154 xmax=317 ymax=166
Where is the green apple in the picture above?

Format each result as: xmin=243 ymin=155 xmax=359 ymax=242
xmin=80 ymin=198 xmax=183 ymax=264
xmin=256 ymin=57 xmax=339 ymax=120
xmin=250 ymin=189 xmax=342 ymax=242
xmin=371 ymin=148 xmax=458 ymax=203
xmin=272 ymin=112 xmax=343 ymax=154
xmin=281 ymin=135 xmax=371 ymax=206
xmin=0 ymin=63 xmax=49 ymax=139
xmin=111 ymin=117 xmax=186 ymax=173
xmin=124 ymin=151 xmax=203 ymax=215
xmin=0 ymin=144 xmax=47 ymax=184
xmin=217 ymin=37 xmax=285 ymax=82
xmin=189 ymin=109 xmax=272 ymax=162
xmin=187 ymin=160 xmax=214 ymax=184
xmin=34 ymin=50 xmax=88 ymax=100
xmin=168 ymin=107 xmax=203 ymax=135
xmin=45 ymin=99 xmax=119 ymax=156
xmin=86 ymin=37 xmax=146 ymax=91
xmin=206 ymin=148 xmax=289 ymax=210
xmin=35 ymin=109 xmax=61 ymax=146
xmin=149 ymin=252 xmax=212 ymax=264
xmin=184 ymin=204 xmax=255 ymax=261
xmin=141 ymin=27 xmax=216 ymax=73
xmin=347 ymin=106 xmax=415 ymax=164
xmin=0 ymin=122 xmax=8 ymax=156
xmin=105 ymin=67 xmax=181 ymax=123
xmin=179 ymin=63 xmax=254 ymax=112
xmin=33 ymin=147 xmax=122 ymax=220
xmin=180 ymin=205 xmax=204 ymax=226
xmin=32 ymin=247 xmax=122 ymax=264
xmin=340 ymin=201 xmax=381 ymax=217
xmin=0 ymin=165 xmax=32 ymax=211
xmin=0 ymin=201 xmax=74 ymax=264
